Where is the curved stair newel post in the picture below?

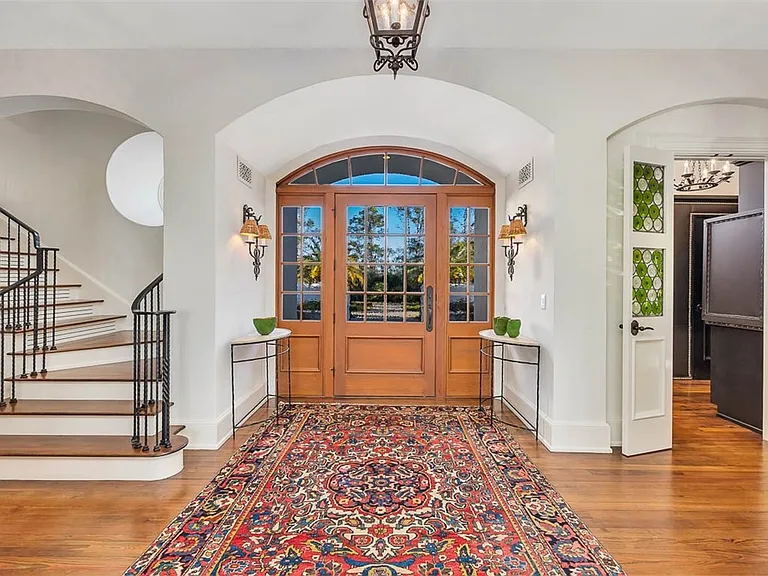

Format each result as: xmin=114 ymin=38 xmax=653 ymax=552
xmin=0 ymin=207 xmax=59 ymax=407
xmin=131 ymin=274 xmax=176 ymax=452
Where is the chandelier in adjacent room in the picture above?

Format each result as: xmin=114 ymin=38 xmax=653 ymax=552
xmin=675 ymin=158 xmax=735 ymax=192
xmin=363 ymin=0 xmax=430 ymax=78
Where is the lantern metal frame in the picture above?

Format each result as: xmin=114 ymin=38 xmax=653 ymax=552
xmin=363 ymin=0 xmax=431 ymax=78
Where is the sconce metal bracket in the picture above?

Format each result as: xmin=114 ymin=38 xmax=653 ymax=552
xmin=509 ymin=204 xmax=528 ymax=227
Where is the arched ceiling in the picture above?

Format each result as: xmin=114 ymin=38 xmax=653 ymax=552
xmin=218 ymin=75 xmax=551 ymax=178
xmin=0 ymin=2 xmax=767 ymax=50
xmin=0 ymin=95 xmax=145 ymax=125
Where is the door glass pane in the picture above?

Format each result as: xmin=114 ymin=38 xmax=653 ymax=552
xmin=367 ymin=206 xmax=386 ymax=234
xmin=282 ymin=207 xmax=301 ymax=234
xmin=302 ymin=236 xmax=322 ymax=262
xmin=450 ymin=295 xmax=468 ymax=322
xmin=450 ymin=266 xmax=467 ymax=292
xmin=386 ymin=236 xmax=405 ymax=263
xmin=407 ymin=207 xmax=424 ymax=235
xmin=302 ymin=264 xmax=321 ymax=291
xmin=367 ymin=266 xmax=385 ymax=292
xmin=282 ymin=236 xmax=300 ymax=262
xmin=449 ymin=205 xmax=491 ymax=323
xmin=406 ymin=295 xmax=423 ymax=322
xmin=633 ymin=248 xmax=664 ymax=317
xmin=632 ymin=162 xmax=665 ymax=233
xmin=457 ymin=172 xmax=481 ymax=186
xmin=347 ymin=265 xmax=364 ymax=292
xmin=303 ymin=207 xmax=322 ymax=233
xmin=469 ymin=295 xmax=488 ymax=322
xmin=387 ymin=206 xmax=406 ymax=234
xmin=386 ymin=266 xmax=404 ymax=292
xmin=450 ymin=207 xmax=468 ymax=234
xmin=406 ymin=266 xmax=424 ymax=293
xmin=347 ymin=235 xmax=365 ymax=262
xmin=283 ymin=294 xmax=300 ymax=320
xmin=348 ymin=206 xmax=366 ymax=233
xmin=302 ymin=294 xmax=321 ymax=320
xmin=281 ymin=205 xmax=322 ymax=322
xmin=406 ymin=237 xmax=425 ymax=263
xmin=348 ymin=295 xmax=364 ymax=322
xmin=387 ymin=295 xmax=405 ymax=322
xmin=367 ymin=294 xmax=385 ymax=322
xmin=290 ymin=170 xmax=316 ymax=185
xmin=367 ymin=236 xmax=386 ymax=263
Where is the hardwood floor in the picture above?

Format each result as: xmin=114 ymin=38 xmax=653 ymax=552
xmin=0 ymin=380 xmax=766 ymax=575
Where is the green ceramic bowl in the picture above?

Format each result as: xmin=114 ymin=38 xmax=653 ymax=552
xmin=506 ymin=318 xmax=522 ymax=339
xmin=253 ymin=317 xmax=277 ymax=336
xmin=493 ymin=316 xmax=510 ymax=336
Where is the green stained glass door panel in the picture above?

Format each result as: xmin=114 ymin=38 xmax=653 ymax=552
xmin=632 ymin=162 xmax=665 ymax=233
xmin=632 ymin=248 xmax=664 ymax=317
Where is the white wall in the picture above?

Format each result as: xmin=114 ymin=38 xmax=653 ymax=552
xmin=7 ymin=50 xmax=768 ymax=451
xmin=213 ymin=141 xmax=268 ymax=445
xmin=0 ymin=110 xmax=163 ymax=301
xmin=501 ymin=136 xmax=557 ymax=447
xmin=607 ymin=103 xmax=768 ymax=446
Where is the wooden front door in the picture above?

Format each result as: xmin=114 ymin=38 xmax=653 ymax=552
xmin=334 ymin=195 xmax=437 ymax=397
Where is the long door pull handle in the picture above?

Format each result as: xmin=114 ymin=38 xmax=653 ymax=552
xmin=426 ymin=286 xmax=434 ymax=333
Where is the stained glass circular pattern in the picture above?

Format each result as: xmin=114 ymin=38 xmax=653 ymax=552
xmin=632 ymin=248 xmax=664 ymax=317
xmin=632 ymin=162 xmax=665 ymax=233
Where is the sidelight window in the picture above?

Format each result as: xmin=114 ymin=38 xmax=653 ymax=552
xmin=281 ymin=206 xmax=322 ymax=321
xmin=448 ymin=207 xmax=490 ymax=322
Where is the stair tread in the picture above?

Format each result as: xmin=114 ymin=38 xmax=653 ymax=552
xmin=0 ymin=399 xmax=165 ymax=416
xmin=0 ymin=267 xmax=60 ymax=272
xmin=5 ymin=360 xmax=157 ymax=382
xmin=0 ymin=428 xmax=187 ymax=457
xmin=11 ymin=330 xmax=152 ymax=356
xmin=10 ymin=313 xmax=125 ymax=334
xmin=4 ymin=298 xmax=104 ymax=311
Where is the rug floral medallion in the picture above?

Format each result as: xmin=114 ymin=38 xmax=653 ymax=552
xmin=126 ymin=405 xmax=625 ymax=576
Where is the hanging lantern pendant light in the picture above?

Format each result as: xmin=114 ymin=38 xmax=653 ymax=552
xmin=364 ymin=0 xmax=430 ymax=79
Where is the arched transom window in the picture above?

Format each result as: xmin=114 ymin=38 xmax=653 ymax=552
xmin=281 ymin=149 xmax=490 ymax=187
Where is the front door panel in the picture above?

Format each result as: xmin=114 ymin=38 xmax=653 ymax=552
xmin=334 ymin=194 xmax=437 ymax=397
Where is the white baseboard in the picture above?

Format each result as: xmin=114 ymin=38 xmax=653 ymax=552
xmin=0 ymin=452 xmax=184 ymax=481
xmin=502 ymin=385 xmax=612 ymax=454
xmin=182 ymin=385 xmax=267 ymax=450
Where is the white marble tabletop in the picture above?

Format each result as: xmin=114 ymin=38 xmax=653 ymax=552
xmin=231 ymin=328 xmax=292 ymax=346
xmin=478 ymin=329 xmax=540 ymax=347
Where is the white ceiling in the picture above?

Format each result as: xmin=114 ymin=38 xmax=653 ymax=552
xmin=1 ymin=1 xmax=767 ymax=49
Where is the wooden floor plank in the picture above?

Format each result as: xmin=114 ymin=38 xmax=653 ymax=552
xmin=0 ymin=381 xmax=765 ymax=575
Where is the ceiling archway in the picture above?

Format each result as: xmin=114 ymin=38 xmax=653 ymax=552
xmin=218 ymin=75 xmax=552 ymax=179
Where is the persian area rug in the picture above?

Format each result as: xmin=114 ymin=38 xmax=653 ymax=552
xmin=126 ymin=405 xmax=625 ymax=576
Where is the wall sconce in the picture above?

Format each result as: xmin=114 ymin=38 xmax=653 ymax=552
xmin=498 ymin=204 xmax=528 ymax=282
xmin=239 ymin=204 xmax=271 ymax=282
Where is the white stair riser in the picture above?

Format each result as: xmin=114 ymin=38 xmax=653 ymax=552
xmin=0 ymin=272 xmax=58 ymax=284
xmin=13 ymin=380 xmax=133 ymax=401
xmin=16 ymin=343 xmax=135 ymax=372
xmin=3 ymin=287 xmax=76 ymax=301
xmin=0 ymin=415 xmax=145 ymax=435
xmin=4 ymin=305 xmax=95 ymax=324
xmin=0 ymin=451 xmax=184 ymax=481
xmin=24 ymin=320 xmax=117 ymax=348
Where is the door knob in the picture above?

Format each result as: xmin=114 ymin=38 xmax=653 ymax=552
xmin=619 ymin=321 xmax=654 ymax=336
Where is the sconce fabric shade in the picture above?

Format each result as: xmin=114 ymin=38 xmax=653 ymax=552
xmin=239 ymin=219 xmax=259 ymax=240
xmin=497 ymin=224 xmax=511 ymax=240
xmin=257 ymin=224 xmax=272 ymax=247
xmin=509 ymin=219 xmax=527 ymax=238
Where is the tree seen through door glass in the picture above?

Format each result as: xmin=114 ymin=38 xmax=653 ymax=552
xmin=449 ymin=206 xmax=490 ymax=322
xmin=281 ymin=205 xmax=322 ymax=321
xmin=346 ymin=204 xmax=426 ymax=322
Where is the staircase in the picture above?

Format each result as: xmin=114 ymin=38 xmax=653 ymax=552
xmin=0 ymin=208 xmax=186 ymax=480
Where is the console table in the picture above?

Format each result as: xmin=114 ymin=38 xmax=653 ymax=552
xmin=230 ymin=328 xmax=292 ymax=439
xmin=478 ymin=329 xmax=542 ymax=443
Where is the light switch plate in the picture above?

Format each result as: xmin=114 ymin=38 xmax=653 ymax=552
xmin=540 ymin=294 xmax=547 ymax=310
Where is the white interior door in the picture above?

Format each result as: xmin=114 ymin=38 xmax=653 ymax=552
xmin=622 ymin=146 xmax=675 ymax=456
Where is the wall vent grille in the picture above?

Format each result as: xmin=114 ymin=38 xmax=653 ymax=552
xmin=518 ymin=158 xmax=534 ymax=189
xmin=237 ymin=157 xmax=253 ymax=188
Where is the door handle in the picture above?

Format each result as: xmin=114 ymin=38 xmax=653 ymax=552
xmin=620 ymin=320 xmax=654 ymax=336
xmin=426 ymin=286 xmax=433 ymax=332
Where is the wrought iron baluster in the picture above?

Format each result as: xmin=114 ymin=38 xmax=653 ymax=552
xmin=161 ymin=312 xmax=172 ymax=448
xmin=41 ymin=249 xmax=49 ymax=374
xmin=50 ymin=250 xmax=58 ymax=350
